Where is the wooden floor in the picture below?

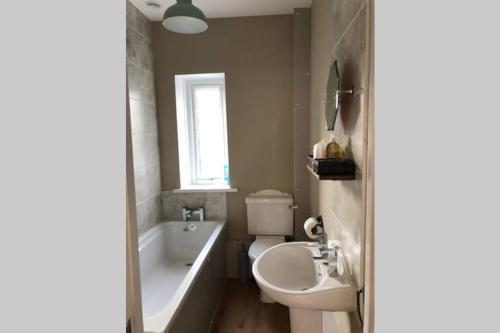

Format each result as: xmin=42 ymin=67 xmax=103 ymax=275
xmin=210 ymin=279 xmax=291 ymax=333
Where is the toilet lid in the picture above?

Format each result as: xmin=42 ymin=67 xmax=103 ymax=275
xmin=249 ymin=237 xmax=283 ymax=260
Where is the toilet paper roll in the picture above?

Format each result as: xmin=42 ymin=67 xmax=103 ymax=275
xmin=304 ymin=217 xmax=323 ymax=240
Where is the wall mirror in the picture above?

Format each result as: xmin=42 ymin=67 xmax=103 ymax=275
xmin=324 ymin=60 xmax=353 ymax=130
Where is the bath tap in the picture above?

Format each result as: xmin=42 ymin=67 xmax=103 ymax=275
xmin=181 ymin=207 xmax=204 ymax=222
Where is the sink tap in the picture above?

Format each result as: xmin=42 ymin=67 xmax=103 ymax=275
xmin=181 ymin=207 xmax=204 ymax=222
xmin=316 ymin=246 xmax=337 ymax=259
xmin=313 ymin=244 xmax=340 ymax=278
xmin=314 ymin=245 xmax=338 ymax=259
xmin=310 ymin=216 xmax=329 ymax=250
xmin=318 ymin=233 xmax=329 ymax=251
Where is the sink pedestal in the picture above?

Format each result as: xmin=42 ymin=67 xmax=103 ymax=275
xmin=289 ymin=308 xmax=322 ymax=333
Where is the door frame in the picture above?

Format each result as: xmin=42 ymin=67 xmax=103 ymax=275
xmin=126 ymin=76 xmax=144 ymax=333
xmin=363 ymin=0 xmax=375 ymax=331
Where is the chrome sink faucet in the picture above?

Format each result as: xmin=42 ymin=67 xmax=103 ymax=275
xmin=314 ymin=244 xmax=341 ymax=278
xmin=318 ymin=233 xmax=329 ymax=251
xmin=311 ymin=216 xmax=328 ymax=251
xmin=314 ymin=242 xmax=337 ymax=259
xmin=310 ymin=216 xmax=338 ymax=264
xmin=181 ymin=207 xmax=204 ymax=222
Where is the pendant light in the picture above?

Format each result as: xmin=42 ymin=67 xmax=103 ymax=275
xmin=162 ymin=0 xmax=208 ymax=34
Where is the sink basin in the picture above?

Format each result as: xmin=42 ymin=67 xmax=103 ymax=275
xmin=252 ymin=242 xmax=356 ymax=312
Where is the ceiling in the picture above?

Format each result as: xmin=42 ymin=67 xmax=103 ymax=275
xmin=129 ymin=0 xmax=313 ymax=21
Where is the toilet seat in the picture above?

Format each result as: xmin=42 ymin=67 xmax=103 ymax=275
xmin=248 ymin=236 xmax=284 ymax=261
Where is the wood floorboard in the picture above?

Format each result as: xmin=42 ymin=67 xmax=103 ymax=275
xmin=210 ymin=279 xmax=291 ymax=333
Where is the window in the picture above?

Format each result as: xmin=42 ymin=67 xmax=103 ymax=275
xmin=175 ymin=73 xmax=230 ymax=189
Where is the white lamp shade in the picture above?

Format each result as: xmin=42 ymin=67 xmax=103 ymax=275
xmin=162 ymin=16 xmax=208 ymax=34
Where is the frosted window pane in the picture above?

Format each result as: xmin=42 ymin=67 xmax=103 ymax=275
xmin=192 ymin=85 xmax=226 ymax=181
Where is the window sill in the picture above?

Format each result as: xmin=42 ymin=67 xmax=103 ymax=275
xmin=172 ymin=186 xmax=238 ymax=193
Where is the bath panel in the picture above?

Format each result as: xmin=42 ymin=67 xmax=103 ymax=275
xmin=138 ymin=221 xmax=226 ymax=333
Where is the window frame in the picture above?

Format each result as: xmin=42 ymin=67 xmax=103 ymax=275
xmin=174 ymin=73 xmax=230 ymax=189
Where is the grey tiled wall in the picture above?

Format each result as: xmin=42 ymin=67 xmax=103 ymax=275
xmin=161 ymin=192 xmax=227 ymax=221
xmin=127 ymin=1 xmax=162 ymax=235
xmin=309 ymin=1 xmax=370 ymax=332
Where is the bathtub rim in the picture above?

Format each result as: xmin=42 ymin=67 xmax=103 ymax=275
xmin=139 ymin=220 xmax=226 ymax=333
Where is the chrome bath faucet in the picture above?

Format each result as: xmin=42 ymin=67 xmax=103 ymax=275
xmin=181 ymin=207 xmax=204 ymax=222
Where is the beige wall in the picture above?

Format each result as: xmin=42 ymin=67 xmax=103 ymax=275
xmin=293 ymin=8 xmax=312 ymax=241
xmin=310 ymin=0 xmax=370 ymax=331
xmin=152 ymin=16 xmax=294 ymax=241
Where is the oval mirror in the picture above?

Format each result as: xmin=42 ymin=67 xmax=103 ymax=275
xmin=325 ymin=60 xmax=340 ymax=131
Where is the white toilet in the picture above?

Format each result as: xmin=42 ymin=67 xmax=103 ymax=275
xmin=246 ymin=189 xmax=294 ymax=303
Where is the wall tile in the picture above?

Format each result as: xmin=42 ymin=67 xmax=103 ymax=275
xmin=309 ymin=0 xmax=368 ymax=165
xmin=131 ymin=134 xmax=160 ymax=171
xmin=161 ymin=191 xmax=227 ymax=221
xmin=134 ymin=165 xmax=161 ymax=204
xmin=126 ymin=26 xmax=154 ymax=71
xmin=127 ymin=63 xmax=157 ymax=104
xmin=340 ymin=224 xmax=362 ymax=287
xmin=331 ymin=177 xmax=363 ymax=242
xmin=332 ymin=4 xmax=368 ymax=169
xmin=326 ymin=209 xmax=362 ymax=287
xmin=127 ymin=0 xmax=161 ymax=236
xmin=129 ymin=99 xmax=158 ymax=135
xmin=311 ymin=0 xmax=369 ymax=300
xmin=330 ymin=0 xmax=366 ymax=49
xmin=126 ymin=1 xmax=152 ymax=40
xmin=136 ymin=194 xmax=162 ymax=235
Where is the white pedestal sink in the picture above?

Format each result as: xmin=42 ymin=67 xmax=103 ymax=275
xmin=252 ymin=242 xmax=356 ymax=333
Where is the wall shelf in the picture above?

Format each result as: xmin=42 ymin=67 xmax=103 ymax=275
xmin=306 ymin=165 xmax=355 ymax=180
xmin=306 ymin=155 xmax=356 ymax=180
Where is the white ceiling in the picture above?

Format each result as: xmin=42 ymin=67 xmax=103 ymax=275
xmin=129 ymin=0 xmax=313 ymax=21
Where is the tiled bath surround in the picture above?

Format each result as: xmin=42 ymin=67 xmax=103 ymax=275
xmin=309 ymin=0 xmax=370 ymax=332
xmin=160 ymin=191 xmax=246 ymax=276
xmin=127 ymin=1 xmax=162 ymax=235
xmin=161 ymin=192 xmax=227 ymax=221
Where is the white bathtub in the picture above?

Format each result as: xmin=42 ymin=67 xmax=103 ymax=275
xmin=139 ymin=221 xmax=226 ymax=333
